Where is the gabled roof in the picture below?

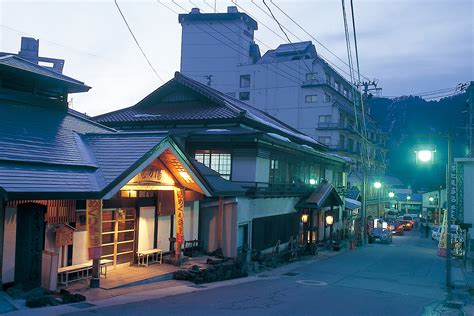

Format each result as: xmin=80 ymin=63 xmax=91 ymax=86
xmin=0 ymin=55 xmax=90 ymax=93
xmin=0 ymin=98 xmax=241 ymax=199
xmin=295 ymin=180 xmax=343 ymax=209
xmin=95 ymin=72 xmax=325 ymax=149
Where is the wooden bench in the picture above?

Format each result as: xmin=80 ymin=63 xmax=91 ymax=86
xmin=58 ymin=259 xmax=112 ymax=286
xmin=136 ymin=249 xmax=163 ymax=267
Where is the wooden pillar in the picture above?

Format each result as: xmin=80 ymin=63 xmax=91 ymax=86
xmin=0 ymin=198 xmax=5 ymax=287
xmin=174 ymin=188 xmax=184 ymax=261
xmin=86 ymin=200 xmax=102 ymax=288
xmin=217 ymin=196 xmax=223 ymax=249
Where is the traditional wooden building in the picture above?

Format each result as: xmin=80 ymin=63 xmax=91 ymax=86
xmin=96 ymin=72 xmax=350 ymax=258
xmin=0 ymin=56 xmax=242 ymax=289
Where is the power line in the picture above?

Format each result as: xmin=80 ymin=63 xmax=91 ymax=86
xmin=114 ymin=0 xmax=164 ymax=82
xmin=261 ymin=0 xmax=312 ymax=75
xmin=269 ymin=0 xmax=372 ymax=83
xmin=158 ymin=0 xmax=303 ymax=85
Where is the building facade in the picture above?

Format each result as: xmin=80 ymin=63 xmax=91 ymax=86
xmin=178 ymin=6 xmax=388 ymax=176
xmin=96 ymin=72 xmax=350 ymax=258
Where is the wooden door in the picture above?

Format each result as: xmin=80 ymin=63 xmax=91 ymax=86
xmin=15 ymin=203 xmax=46 ymax=290
xmin=101 ymin=209 xmax=136 ymax=267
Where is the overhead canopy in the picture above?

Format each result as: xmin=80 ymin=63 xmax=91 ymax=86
xmin=295 ymin=181 xmax=343 ymax=209
xmin=345 ymin=198 xmax=361 ymax=210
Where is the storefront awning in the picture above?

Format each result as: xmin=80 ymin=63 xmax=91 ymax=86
xmin=345 ymin=198 xmax=361 ymax=210
xmin=295 ymin=180 xmax=343 ymax=209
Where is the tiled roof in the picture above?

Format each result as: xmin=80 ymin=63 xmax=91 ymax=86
xmin=95 ymin=72 xmax=324 ymax=148
xmin=189 ymin=159 xmax=245 ymax=196
xmin=0 ymin=55 xmax=90 ymax=92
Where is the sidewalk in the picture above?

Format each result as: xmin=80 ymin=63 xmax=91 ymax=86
xmin=4 ymin=245 xmax=350 ymax=315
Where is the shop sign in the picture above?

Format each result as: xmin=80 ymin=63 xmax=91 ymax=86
xmin=174 ymin=189 xmax=184 ymax=246
xmin=55 ymin=225 xmax=74 ymax=247
xmin=449 ymin=164 xmax=457 ymax=221
xmin=86 ymin=200 xmax=102 ymax=259
xmin=129 ymin=164 xmax=175 ymax=186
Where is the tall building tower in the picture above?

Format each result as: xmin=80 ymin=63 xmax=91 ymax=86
xmin=179 ymin=6 xmax=260 ymax=94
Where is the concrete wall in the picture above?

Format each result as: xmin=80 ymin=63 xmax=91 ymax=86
xmin=2 ymin=206 xmax=16 ymax=283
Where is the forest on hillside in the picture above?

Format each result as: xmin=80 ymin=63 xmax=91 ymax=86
xmin=368 ymin=92 xmax=469 ymax=191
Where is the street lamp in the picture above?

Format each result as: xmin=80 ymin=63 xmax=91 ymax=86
xmin=429 ymin=196 xmax=435 ymax=203
xmin=414 ymin=132 xmax=453 ymax=289
xmin=388 ymin=192 xmax=395 ymax=198
xmin=326 ymin=214 xmax=334 ymax=246
xmin=374 ymin=181 xmax=382 ymax=218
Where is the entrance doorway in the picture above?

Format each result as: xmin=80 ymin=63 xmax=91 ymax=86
xmin=101 ymin=208 xmax=136 ymax=267
xmin=15 ymin=203 xmax=46 ymax=290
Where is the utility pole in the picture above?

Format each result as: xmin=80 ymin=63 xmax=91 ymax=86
xmin=358 ymin=80 xmax=382 ymax=99
xmin=446 ymin=130 xmax=453 ymax=289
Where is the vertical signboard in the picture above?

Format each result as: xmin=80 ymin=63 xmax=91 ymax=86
xmin=174 ymin=188 xmax=184 ymax=257
xmin=449 ymin=164 xmax=457 ymax=221
xmin=86 ymin=200 xmax=102 ymax=260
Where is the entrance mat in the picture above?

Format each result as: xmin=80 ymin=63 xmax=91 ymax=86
xmin=70 ymin=302 xmax=96 ymax=309
xmin=282 ymin=272 xmax=299 ymax=277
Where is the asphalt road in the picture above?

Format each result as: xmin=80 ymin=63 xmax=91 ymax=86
xmin=71 ymin=229 xmax=448 ymax=316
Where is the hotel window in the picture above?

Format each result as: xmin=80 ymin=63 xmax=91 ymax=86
xmin=269 ymin=159 xmax=279 ymax=183
xmin=318 ymin=136 xmax=331 ymax=145
xmin=343 ymin=87 xmax=348 ymax=97
xmin=195 ymin=150 xmax=231 ymax=180
xmin=305 ymin=72 xmax=317 ymax=81
xmin=239 ymin=91 xmax=250 ymax=101
xmin=319 ymin=115 xmax=331 ymax=123
xmin=334 ymin=81 xmax=339 ymax=91
xmin=324 ymin=93 xmax=331 ymax=103
xmin=305 ymin=95 xmax=317 ymax=103
xmin=240 ymin=74 xmax=251 ymax=88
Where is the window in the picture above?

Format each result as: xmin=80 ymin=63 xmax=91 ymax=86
xmin=325 ymin=74 xmax=331 ymax=84
xmin=318 ymin=136 xmax=331 ymax=145
xmin=340 ymin=135 xmax=345 ymax=149
xmin=270 ymin=159 xmax=279 ymax=170
xmin=239 ymin=91 xmax=250 ymax=101
xmin=324 ymin=93 xmax=331 ymax=103
xmin=195 ymin=150 xmax=231 ymax=180
xmin=343 ymin=87 xmax=348 ymax=97
xmin=305 ymin=95 xmax=317 ymax=103
xmin=318 ymin=115 xmax=331 ymax=123
xmin=240 ymin=74 xmax=250 ymax=88
xmin=305 ymin=72 xmax=317 ymax=81
xmin=334 ymin=81 xmax=339 ymax=91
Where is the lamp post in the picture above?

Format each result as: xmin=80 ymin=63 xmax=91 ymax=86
xmin=414 ymin=131 xmax=453 ymax=289
xmin=326 ymin=214 xmax=334 ymax=246
xmin=374 ymin=181 xmax=382 ymax=218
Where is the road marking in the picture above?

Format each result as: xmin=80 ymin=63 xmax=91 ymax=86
xmin=296 ymin=280 xmax=327 ymax=286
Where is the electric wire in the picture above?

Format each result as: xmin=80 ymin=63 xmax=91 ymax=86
xmin=157 ymin=1 xmax=303 ymax=85
xmin=269 ymin=0 xmax=372 ymax=83
xmin=114 ymin=0 xmax=164 ymax=82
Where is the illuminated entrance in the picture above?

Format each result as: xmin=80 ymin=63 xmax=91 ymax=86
xmin=101 ymin=208 xmax=136 ymax=266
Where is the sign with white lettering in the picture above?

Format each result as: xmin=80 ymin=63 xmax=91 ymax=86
xmin=449 ymin=164 xmax=457 ymax=221
xmin=86 ymin=200 xmax=102 ymax=259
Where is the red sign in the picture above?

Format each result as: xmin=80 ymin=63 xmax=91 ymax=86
xmin=174 ymin=189 xmax=185 ymax=246
xmin=86 ymin=200 xmax=102 ymax=259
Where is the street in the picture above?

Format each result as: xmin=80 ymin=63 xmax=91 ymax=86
xmin=68 ymin=229 xmax=449 ymax=316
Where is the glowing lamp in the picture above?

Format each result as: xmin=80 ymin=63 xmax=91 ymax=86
xmin=325 ymin=215 xmax=334 ymax=225
xmin=416 ymin=150 xmax=433 ymax=162
xmin=388 ymin=192 xmax=395 ymax=198
xmin=301 ymin=213 xmax=309 ymax=223
xmin=429 ymin=196 xmax=434 ymax=202
xmin=309 ymin=178 xmax=317 ymax=185
xmin=373 ymin=181 xmax=382 ymax=189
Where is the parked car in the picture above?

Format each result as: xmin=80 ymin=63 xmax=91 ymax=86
xmin=385 ymin=210 xmax=398 ymax=221
xmin=369 ymin=228 xmax=393 ymax=244
xmin=387 ymin=221 xmax=404 ymax=235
